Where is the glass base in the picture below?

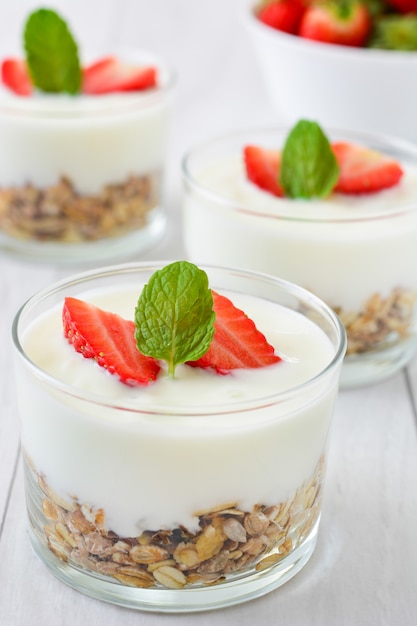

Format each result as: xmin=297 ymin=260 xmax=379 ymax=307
xmin=28 ymin=522 xmax=318 ymax=613
xmin=340 ymin=336 xmax=417 ymax=389
xmin=0 ymin=208 xmax=166 ymax=265
xmin=23 ymin=450 xmax=321 ymax=613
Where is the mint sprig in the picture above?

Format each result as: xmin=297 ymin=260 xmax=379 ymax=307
xmin=279 ymin=120 xmax=339 ymax=199
xmin=24 ymin=8 xmax=81 ymax=94
xmin=135 ymin=261 xmax=215 ymax=378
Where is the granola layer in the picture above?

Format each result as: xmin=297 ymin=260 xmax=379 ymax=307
xmin=0 ymin=172 xmax=160 ymax=243
xmin=28 ymin=457 xmax=324 ymax=589
xmin=334 ymin=287 xmax=416 ymax=355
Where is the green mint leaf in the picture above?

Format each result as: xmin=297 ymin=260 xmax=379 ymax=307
xmin=280 ymin=120 xmax=339 ymax=199
xmin=135 ymin=261 xmax=215 ymax=378
xmin=24 ymin=9 xmax=81 ymax=94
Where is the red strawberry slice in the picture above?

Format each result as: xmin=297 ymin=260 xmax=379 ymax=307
xmin=1 ymin=58 xmax=32 ymax=96
xmin=243 ymin=145 xmax=284 ymax=197
xmin=332 ymin=142 xmax=404 ymax=194
xmin=188 ymin=291 xmax=281 ymax=373
xmin=63 ymin=297 xmax=160 ymax=386
xmin=298 ymin=2 xmax=371 ymax=47
xmin=82 ymin=56 xmax=157 ymax=94
xmin=257 ymin=0 xmax=306 ymax=35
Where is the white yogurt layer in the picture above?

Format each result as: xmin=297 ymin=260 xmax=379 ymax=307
xmin=0 ymin=56 xmax=174 ymax=194
xmin=183 ymin=156 xmax=417 ymax=312
xmin=16 ymin=284 xmax=339 ymax=537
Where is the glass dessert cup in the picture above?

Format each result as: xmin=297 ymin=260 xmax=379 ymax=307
xmin=12 ymin=262 xmax=345 ymax=613
xmin=0 ymin=51 xmax=175 ymax=264
xmin=182 ymin=128 xmax=417 ymax=389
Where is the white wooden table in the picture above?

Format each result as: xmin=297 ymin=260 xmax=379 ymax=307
xmin=0 ymin=1 xmax=416 ymax=624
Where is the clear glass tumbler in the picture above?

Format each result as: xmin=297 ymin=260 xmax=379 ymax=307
xmin=0 ymin=50 xmax=175 ymax=263
xmin=12 ymin=262 xmax=345 ymax=612
xmin=182 ymin=128 xmax=417 ymax=388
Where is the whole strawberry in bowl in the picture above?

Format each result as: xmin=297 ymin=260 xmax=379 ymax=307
xmin=0 ymin=8 xmax=176 ymax=263
xmin=182 ymin=120 xmax=417 ymax=387
xmin=242 ymin=0 xmax=417 ymax=142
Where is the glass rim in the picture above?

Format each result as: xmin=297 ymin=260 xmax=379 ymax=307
xmin=181 ymin=126 xmax=417 ymax=224
xmin=11 ymin=261 xmax=347 ymax=416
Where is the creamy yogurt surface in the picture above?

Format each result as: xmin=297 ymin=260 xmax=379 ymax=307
xmin=17 ymin=283 xmax=339 ymax=536
xmin=184 ymin=155 xmax=417 ymax=311
xmin=23 ymin=286 xmax=333 ymax=406
xmin=198 ymin=156 xmax=417 ymax=221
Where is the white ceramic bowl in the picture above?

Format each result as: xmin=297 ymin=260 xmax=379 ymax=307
xmin=242 ymin=1 xmax=417 ymax=143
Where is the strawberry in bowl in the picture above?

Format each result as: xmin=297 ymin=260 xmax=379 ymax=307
xmin=0 ymin=8 xmax=175 ymax=263
xmin=255 ymin=0 xmax=417 ymax=50
xmin=297 ymin=2 xmax=371 ymax=47
xmin=182 ymin=120 xmax=417 ymax=387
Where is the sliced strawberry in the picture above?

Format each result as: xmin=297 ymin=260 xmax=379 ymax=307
xmin=298 ymin=2 xmax=371 ymax=47
xmin=332 ymin=142 xmax=404 ymax=194
xmin=1 ymin=58 xmax=32 ymax=96
xmin=257 ymin=0 xmax=307 ymax=35
xmin=82 ymin=56 xmax=157 ymax=95
xmin=62 ymin=297 xmax=160 ymax=386
xmin=188 ymin=291 xmax=281 ymax=374
xmin=244 ymin=145 xmax=284 ymax=197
